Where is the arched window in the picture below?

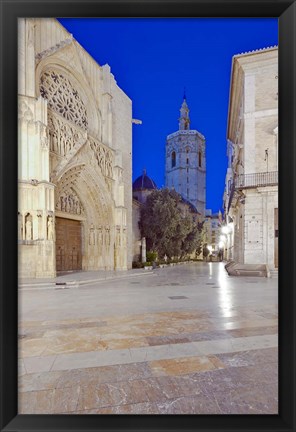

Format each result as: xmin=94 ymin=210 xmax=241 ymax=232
xmin=171 ymin=151 xmax=176 ymax=168
xmin=198 ymin=151 xmax=202 ymax=167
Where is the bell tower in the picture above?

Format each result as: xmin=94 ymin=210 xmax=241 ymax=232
xmin=165 ymin=93 xmax=206 ymax=217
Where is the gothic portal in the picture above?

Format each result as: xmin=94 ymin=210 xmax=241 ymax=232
xmin=165 ymin=95 xmax=206 ymax=217
xmin=18 ymin=18 xmax=132 ymax=278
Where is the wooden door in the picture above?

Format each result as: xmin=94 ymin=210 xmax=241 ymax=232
xmin=56 ymin=217 xmax=82 ymax=271
xmin=274 ymin=208 xmax=278 ymax=268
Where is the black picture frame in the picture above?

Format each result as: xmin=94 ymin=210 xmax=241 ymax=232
xmin=0 ymin=0 xmax=295 ymax=431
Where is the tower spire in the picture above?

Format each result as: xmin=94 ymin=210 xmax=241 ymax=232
xmin=179 ymin=91 xmax=190 ymax=130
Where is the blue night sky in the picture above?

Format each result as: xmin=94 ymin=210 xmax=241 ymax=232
xmin=58 ymin=18 xmax=278 ymax=213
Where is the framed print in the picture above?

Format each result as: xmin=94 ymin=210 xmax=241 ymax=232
xmin=0 ymin=0 xmax=295 ymax=431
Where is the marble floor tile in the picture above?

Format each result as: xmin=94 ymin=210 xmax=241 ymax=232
xmin=23 ymin=354 xmax=57 ymax=374
xmin=52 ymin=386 xmax=81 ymax=414
xmin=230 ymin=334 xmax=278 ymax=351
xmin=19 ymin=370 xmax=64 ymax=392
xmin=157 ymin=394 xmax=223 ymax=414
xmin=19 ymin=389 xmax=54 ymax=414
xmin=76 ymin=378 xmax=163 ymax=410
xmin=149 ymin=355 xmax=225 ymax=376
xmin=215 ymin=347 xmax=278 ymax=367
xmin=57 ymin=362 xmax=153 ymax=388
xmin=227 ymin=325 xmax=278 ymax=338
xmin=202 ymin=382 xmax=278 ymax=414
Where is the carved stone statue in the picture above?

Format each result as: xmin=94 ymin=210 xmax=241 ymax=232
xmin=105 ymin=227 xmax=110 ymax=246
xmin=25 ymin=219 xmax=32 ymax=240
xmin=89 ymin=224 xmax=95 ymax=245
xmin=47 ymin=216 xmax=54 ymax=240
xmin=38 ymin=214 xmax=43 ymax=239
xmin=98 ymin=227 xmax=103 ymax=246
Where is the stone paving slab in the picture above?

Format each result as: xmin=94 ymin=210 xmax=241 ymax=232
xmin=19 ymin=269 xmax=154 ymax=288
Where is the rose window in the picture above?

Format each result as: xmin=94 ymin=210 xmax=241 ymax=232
xmin=40 ymin=70 xmax=88 ymax=130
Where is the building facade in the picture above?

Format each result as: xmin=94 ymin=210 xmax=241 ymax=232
xmin=203 ymin=209 xmax=222 ymax=255
xmin=165 ymin=96 xmax=206 ymax=217
xmin=223 ymin=47 xmax=278 ymax=272
xmin=18 ymin=18 xmax=133 ymax=278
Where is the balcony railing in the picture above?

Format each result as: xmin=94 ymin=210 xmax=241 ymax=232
xmin=234 ymin=171 xmax=278 ymax=189
xmin=227 ymin=171 xmax=278 ymax=211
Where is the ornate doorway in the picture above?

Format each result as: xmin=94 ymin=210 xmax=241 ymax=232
xmin=55 ymin=217 xmax=82 ymax=271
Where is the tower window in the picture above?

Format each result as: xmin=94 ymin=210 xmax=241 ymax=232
xmin=187 ymin=177 xmax=189 ymax=183
xmin=199 ymin=151 xmax=202 ymax=167
xmin=171 ymin=151 xmax=176 ymax=168
xmin=186 ymin=158 xmax=189 ymax=165
xmin=187 ymin=167 xmax=189 ymax=173
xmin=186 ymin=147 xmax=189 ymax=153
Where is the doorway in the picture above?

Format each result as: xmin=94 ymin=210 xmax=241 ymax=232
xmin=55 ymin=217 xmax=82 ymax=271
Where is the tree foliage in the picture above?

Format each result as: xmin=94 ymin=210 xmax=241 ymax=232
xmin=139 ymin=188 xmax=202 ymax=259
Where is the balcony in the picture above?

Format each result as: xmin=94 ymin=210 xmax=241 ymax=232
xmin=227 ymin=171 xmax=278 ymax=211
xmin=234 ymin=171 xmax=278 ymax=189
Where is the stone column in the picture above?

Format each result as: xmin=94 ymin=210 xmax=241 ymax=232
xmin=141 ymin=237 xmax=146 ymax=263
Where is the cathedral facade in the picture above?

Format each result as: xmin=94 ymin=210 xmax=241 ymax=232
xmin=165 ymin=96 xmax=206 ymax=217
xmin=18 ymin=18 xmax=133 ymax=278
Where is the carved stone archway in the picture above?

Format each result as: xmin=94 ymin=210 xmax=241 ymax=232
xmin=55 ymin=160 xmax=115 ymax=271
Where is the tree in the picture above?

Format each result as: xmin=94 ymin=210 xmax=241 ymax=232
xmin=139 ymin=188 xmax=202 ymax=259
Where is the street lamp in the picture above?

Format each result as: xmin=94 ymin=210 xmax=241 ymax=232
xmin=219 ymin=235 xmax=227 ymax=243
xmin=221 ymin=226 xmax=229 ymax=235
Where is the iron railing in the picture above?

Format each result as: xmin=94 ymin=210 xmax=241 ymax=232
xmin=234 ymin=171 xmax=278 ymax=189
xmin=227 ymin=171 xmax=278 ymax=211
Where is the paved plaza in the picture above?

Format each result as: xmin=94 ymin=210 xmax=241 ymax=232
xmin=18 ymin=262 xmax=278 ymax=414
